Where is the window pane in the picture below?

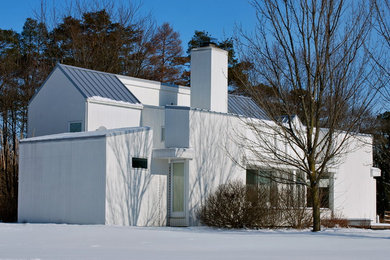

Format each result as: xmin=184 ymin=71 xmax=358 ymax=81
xmin=69 ymin=122 xmax=82 ymax=132
xmin=306 ymin=187 xmax=329 ymax=208
xmin=132 ymin=158 xmax=148 ymax=169
xmin=246 ymin=169 xmax=257 ymax=185
xmin=258 ymin=169 xmax=272 ymax=185
xmin=172 ymin=163 xmax=184 ymax=212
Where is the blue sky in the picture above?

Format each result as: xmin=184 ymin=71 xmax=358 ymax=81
xmin=0 ymin=0 xmax=256 ymax=48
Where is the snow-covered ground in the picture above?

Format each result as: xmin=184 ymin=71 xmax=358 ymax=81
xmin=0 ymin=224 xmax=389 ymax=259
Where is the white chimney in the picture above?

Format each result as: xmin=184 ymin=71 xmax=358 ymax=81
xmin=190 ymin=45 xmax=228 ymax=113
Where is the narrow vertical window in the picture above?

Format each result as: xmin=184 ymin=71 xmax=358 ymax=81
xmin=161 ymin=126 xmax=165 ymax=142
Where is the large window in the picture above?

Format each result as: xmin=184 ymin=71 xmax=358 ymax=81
xmin=246 ymin=168 xmax=307 ymax=208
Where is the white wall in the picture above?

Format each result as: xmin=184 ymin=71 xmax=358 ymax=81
xmin=141 ymin=106 xmax=165 ymax=149
xmin=86 ymin=100 xmax=142 ymax=131
xmin=118 ymin=75 xmax=190 ymax=106
xmin=105 ymin=128 xmax=167 ymax=226
xmin=165 ymin=107 xmax=190 ymax=148
xmin=191 ymin=46 xmax=228 ymax=113
xmin=187 ymin=109 xmax=246 ymax=225
xmin=141 ymin=106 xmax=170 ymax=175
xmin=18 ymin=136 xmax=107 ymax=224
xmin=333 ymin=135 xmax=376 ymax=222
xmin=28 ymin=68 xmax=86 ymax=137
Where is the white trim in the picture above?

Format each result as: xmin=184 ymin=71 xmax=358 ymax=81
xmin=87 ymin=98 xmax=144 ymax=110
xmin=152 ymin=148 xmax=194 ymax=159
xmin=84 ymin=100 xmax=88 ymax=131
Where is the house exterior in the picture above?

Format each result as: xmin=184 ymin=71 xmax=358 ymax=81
xmin=18 ymin=45 xmax=380 ymax=227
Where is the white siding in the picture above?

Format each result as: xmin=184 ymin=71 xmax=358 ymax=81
xmin=165 ymin=108 xmax=190 ymax=148
xmin=18 ymin=137 xmax=107 ymax=224
xmin=191 ymin=47 xmax=228 ymax=113
xmin=86 ymin=100 xmax=142 ymax=131
xmin=118 ymin=76 xmax=190 ymax=107
xmin=333 ymin=135 xmax=376 ymax=222
xmin=105 ymin=128 xmax=167 ymax=226
xmin=187 ymin=109 xmax=246 ymax=225
xmin=28 ymin=68 xmax=86 ymax=137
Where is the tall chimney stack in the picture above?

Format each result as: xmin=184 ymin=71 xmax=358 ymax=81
xmin=190 ymin=45 xmax=228 ymax=113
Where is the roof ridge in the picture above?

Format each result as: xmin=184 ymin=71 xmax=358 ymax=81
xmin=58 ymin=63 xmax=120 ymax=77
xmin=228 ymin=93 xmax=252 ymax=99
xmin=57 ymin=63 xmax=140 ymax=104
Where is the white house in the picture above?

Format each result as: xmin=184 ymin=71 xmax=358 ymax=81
xmin=18 ymin=45 xmax=380 ymax=227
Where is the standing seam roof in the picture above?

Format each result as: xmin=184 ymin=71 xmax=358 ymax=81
xmin=228 ymin=94 xmax=268 ymax=120
xmin=58 ymin=64 xmax=140 ymax=104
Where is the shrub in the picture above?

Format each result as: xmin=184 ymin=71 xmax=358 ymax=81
xmin=321 ymin=216 xmax=349 ymax=228
xmin=197 ymin=181 xmax=313 ymax=229
xmin=197 ymin=181 xmax=282 ymax=228
xmin=197 ymin=181 xmax=249 ymax=228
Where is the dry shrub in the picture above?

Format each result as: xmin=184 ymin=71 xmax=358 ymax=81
xmin=278 ymin=187 xmax=312 ymax=229
xmin=197 ymin=181 xmax=251 ymax=228
xmin=321 ymin=216 xmax=349 ymax=228
xmin=197 ymin=181 xmax=312 ymax=229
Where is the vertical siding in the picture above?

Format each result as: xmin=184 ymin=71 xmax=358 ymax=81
xmin=18 ymin=137 xmax=106 ymax=224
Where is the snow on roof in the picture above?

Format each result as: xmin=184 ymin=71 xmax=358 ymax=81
xmin=58 ymin=64 xmax=140 ymax=104
xmin=87 ymin=96 xmax=143 ymax=108
xmin=21 ymin=126 xmax=150 ymax=143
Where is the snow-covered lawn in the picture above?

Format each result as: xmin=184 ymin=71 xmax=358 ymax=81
xmin=0 ymin=223 xmax=389 ymax=259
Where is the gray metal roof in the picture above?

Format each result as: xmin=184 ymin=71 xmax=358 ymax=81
xmin=58 ymin=64 xmax=140 ymax=103
xmin=228 ymin=94 xmax=268 ymax=120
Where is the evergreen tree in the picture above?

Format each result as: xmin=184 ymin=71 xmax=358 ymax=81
xmin=374 ymin=112 xmax=390 ymax=218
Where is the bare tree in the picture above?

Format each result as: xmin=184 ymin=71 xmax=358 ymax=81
xmin=373 ymin=0 xmax=390 ymax=103
xmin=236 ymin=0 xmax=379 ymax=231
xmin=149 ymin=23 xmax=184 ymax=84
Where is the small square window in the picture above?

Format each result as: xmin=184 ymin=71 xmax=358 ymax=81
xmin=132 ymin=158 xmax=148 ymax=169
xmin=69 ymin=122 xmax=82 ymax=132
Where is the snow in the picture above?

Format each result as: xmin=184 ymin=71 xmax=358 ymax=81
xmin=0 ymin=224 xmax=389 ymax=259
xmin=87 ymin=96 xmax=142 ymax=106
xmin=20 ymin=126 xmax=150 ymax=143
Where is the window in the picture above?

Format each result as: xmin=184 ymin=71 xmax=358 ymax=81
xmin=132 ymin=157 xmax=148 ymax=169
xmin=246 ymin=169 xmax=272 ymax=185
xmin=246 ymin=168 xmax=278 ymax=207
xmin=69 ymin=122 xmax=82 ymax=132
xmin=161 ymin=126 xmax=165 ymax=142
xmin=306 ymin=174 xmax=330 ymax=208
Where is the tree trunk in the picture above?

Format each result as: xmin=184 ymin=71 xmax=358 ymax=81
xmin=311 ymin=183 xmax=321 ymax=231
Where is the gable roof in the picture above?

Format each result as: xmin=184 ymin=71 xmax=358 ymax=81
xmin=228 ymin=94 xmax=268 ymax=120
xmin=49 ymin=64 xmax=267 ymax=119
xmin=58 ymin=64 xmax=140 ymax=104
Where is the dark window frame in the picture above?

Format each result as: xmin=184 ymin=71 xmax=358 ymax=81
xmin=132 ymin=157 xmax=148 ymax=169
xmin=69 ymin=121 xmax=82 ymax=133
